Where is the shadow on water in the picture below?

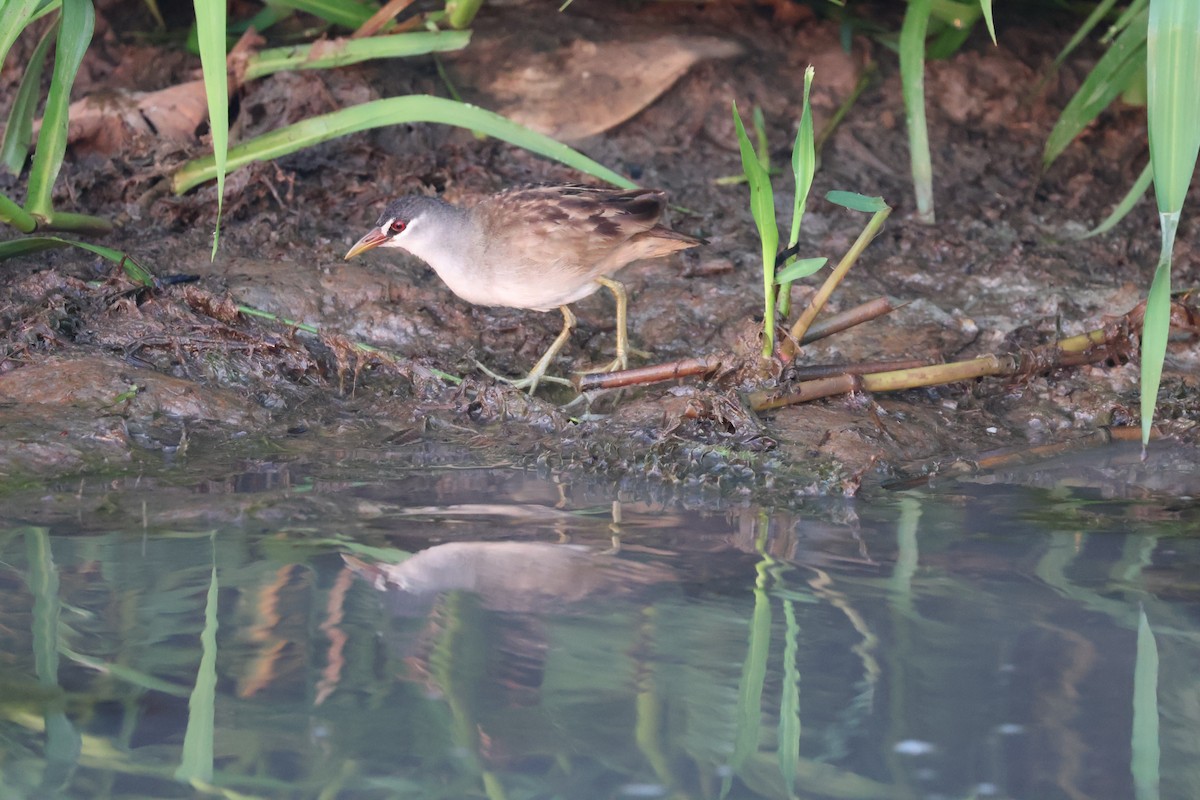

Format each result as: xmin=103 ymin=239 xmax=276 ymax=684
xmin=1 ymin=441 xmax=1199 ymax=799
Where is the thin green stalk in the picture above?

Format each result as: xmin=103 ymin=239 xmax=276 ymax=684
xmin=244 ymin=31 xmax=470 ymax=80
xmin=778 ymin=66 xmax=817 ymax=319
xmin=1 ymin=18 xmax=57 ymax=174
xmin=1131 ymin=607 xmax=1160 ymax=800
xmin=192 ymin=0 xmax=228 ymax=259
xmin=732 ymin=102 xmax=779 ymax=358
xmin=1142 ymin=0 xmax=1200 ymax=445
xmin=0 ymin=194 xmax=38 ymax=232
xmin=172 ymin=95 xmax=635 ymax=195
xmin=0 ymin=0 xmax=44 ymax=69
xmin=175 ymin=546 xmax=219 ymax=786
xmin=26 ymin=0 xmax=93 ymax=218
xmin=900 ymin=0 xmax=935 ymax=224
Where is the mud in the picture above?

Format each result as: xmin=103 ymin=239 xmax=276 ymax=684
xmin=2 ymin=2 xmax=1198 ymax=500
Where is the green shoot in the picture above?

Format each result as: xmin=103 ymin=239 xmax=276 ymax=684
xmin=171 ymin=95 xmax=636 ymax=195
xmin=1141 ymin=0 xmax=1200 ymax=445
xmin=779 ymin=66 xmax=818 ymax=319
xmin=900 ymin=0 xmax=935 ymax=223
xmin=0 ymin=236 xmax=156 ymax=286
xmin=733 ymin=101 xmax=779 ymax=358
xmin=191 ymin=0 xmax=228 ymax=260
xmin=26 ymin=0 xmax=92 ymax=220
xmin=1044 ymin=9 xmax=1148 ymax=169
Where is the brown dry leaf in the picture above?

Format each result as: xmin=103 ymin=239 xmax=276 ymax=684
xmin=449 ymin=34 xmax=744 ymax=142
xmin=34 ymin=28 xmax=263 ymax=158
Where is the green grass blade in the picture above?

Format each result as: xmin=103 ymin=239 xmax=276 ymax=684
xmin=752 ymin=105 xmax=770 ymax=171
xmin=25 ymin=0 xmax=93 ymax=218
xmin=726 ymin=557 xmax=773 ymax=796
xmin=1 ymin=193 xmax=38 ymax=232
xmin=0 ymin=0 xmax=43 ymax=69
xmin=267 ymin=0 xmax=376 ymax=29
xmin=1131 ymin=606 xmax=1160 ymax=800
xmin=1044 ymin=10 xmax=1147 ymax=168
xmin=1142 ymin=0 xmax=1200 ymax=445
xmin=1081 ymin=161 xmax=1153 ymax=238
xmin=733 ymin=101 xmax=779 ymax=357
xmin=977 ymin=0 xmax=995 ymax=44
xmin=0 ymin=235 xmax=155 ymax=286
xmin=1107 ymin=0 xmax=1150 ymax=44
xmin=900 ymin=0 xmax=935 ymax=223
xmin=1053 ymin=0 xmax=1121 ymax=70
xmin=778 ymin=66 xmax=816 ymax=318
xmin=788 ymin=66 xmax=816 ymax=250
xmin=827 ymin=191 xmax=889 ymax=213
xmin=245 ymin=31 xmax=471 ymax=81
xmin=446 ymin=0 xmax=484 ymax=29
xmin=775 ymin=257 xmax=827 ymax=283
xmin=175 ymin=553 xmax=219 ymax=785
xmin=1140 ymin=243 xmax=1172 ymax=445
xmin=1 ymin=18 xmax=57 ymax=174
xmin=192 ymin=0 xmax=228 ymax=259
xmin=171 ymin=95 xmax=636 ymax=194
xmin=1147 ymin=0 xmax=1200 ymax=215
xmin=777 ymin=599 xmax=801 ymax=794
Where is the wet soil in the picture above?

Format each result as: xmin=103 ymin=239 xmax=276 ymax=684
xmin=2 ymin=1 xmax=1198 ymax=500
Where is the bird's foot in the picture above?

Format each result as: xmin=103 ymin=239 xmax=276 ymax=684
xmin=575 ymin=344 xmax=650 ymax=376
xmin=474 ymin=360 xmax=573 ymax=395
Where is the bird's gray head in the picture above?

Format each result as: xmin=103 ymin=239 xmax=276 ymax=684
xmin=344 ymin=195 xmax=457 ymax=261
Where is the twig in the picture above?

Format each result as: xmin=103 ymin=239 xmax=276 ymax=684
xmin=573 ymin=356 xmax=722 ymax=392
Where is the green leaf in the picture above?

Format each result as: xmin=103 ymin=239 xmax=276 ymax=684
xmin=826 ymin=191 xmax=888 ymax=213
xmin=0 ymin=235 xmax=155 ymax=286
xmin=192 ymin=0 xmax=228 ymax=259
xmin=1044 ymin=10 xmax=1148 ymax=168
xmin=1141 ymin=0 xmax=1200 ymax=444
xmin=175 ymin=554 xmax=219 ymax=785
xmin=900 ymin=0 xmax=935 ymax=223
xmin=775 ymin=257 xmax=827 ymax=283
xmin=1140 ymin=248 xmax=1172 ymax=444
xmin=1051 ymin=0 xmax=1121 ymax=70
xmin=267 ymin=0 xmax=377 ymax=29
xmin=0 ymin=0 xmax=43 ymax=70
xmin=26 ymin=0 xmax=94 ymax=217
xmin=1147 ymin=0 xmax=1200 ymax=215
xmin=978 ymin=0 xmax=996 ymax=44
xmin=446 ymin=0 xmax=484 ymax=29
xmin=245 ymin=31 xmax=471 ymax=81
xmin=752 ymin=105 xmax=770 ymax=171
xmin=733 ymin=101 xmax=779 ymax=357
xmin=1081 ymin=162 xmax=1153 ymax=238
xmin=1131 ymin=606 xmax=1160 ymax=800
xmin=0 ymin=193 xmax=38 ymax=233
xmin=0 ymin=16 xmax=56 ymax=174
xmin=788 ymin=66 xmax=816 ymax=251
xmin=171 ymin=95 xmax=636 ymax=194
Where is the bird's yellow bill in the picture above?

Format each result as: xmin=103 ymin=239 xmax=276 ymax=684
xmin=345 ymin=229 xmax=387 ymax=260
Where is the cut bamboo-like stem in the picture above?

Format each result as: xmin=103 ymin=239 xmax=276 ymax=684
xmin=783 ymin=206 xmax=891 ymax=357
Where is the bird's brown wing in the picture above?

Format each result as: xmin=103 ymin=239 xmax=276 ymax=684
xmin=475 ymin=186 xmax=699 ymax=286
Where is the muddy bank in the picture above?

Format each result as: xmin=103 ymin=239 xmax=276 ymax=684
xmin=1 ymin=2 xmax=1197 ymax=498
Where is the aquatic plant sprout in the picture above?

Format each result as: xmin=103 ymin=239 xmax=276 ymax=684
xmin=732 ymin=66 xmax=821 ymax=359
xmin=1141 ymin=0 xmax=1200 ymax=445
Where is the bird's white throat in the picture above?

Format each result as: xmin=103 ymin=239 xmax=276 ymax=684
xmin=381 ymin=206 xmax=496 ymax=307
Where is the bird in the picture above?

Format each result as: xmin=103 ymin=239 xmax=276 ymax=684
xmin=344 ymin=185 xmax=704 ymax=394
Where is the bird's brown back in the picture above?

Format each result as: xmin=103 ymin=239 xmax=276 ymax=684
xmin=472 ymin=186 xmax=702 ymax=302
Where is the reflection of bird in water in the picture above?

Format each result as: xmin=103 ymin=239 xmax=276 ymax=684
xmin=343 ymin=540 xmax=676 ymax=616
xmin=344 ymin=542 xmax=679 ymax=712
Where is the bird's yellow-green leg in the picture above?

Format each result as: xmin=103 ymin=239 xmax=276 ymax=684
xmin=476 ymin=305 xmax=576 ymax=395
xmin=580 ymin=277 xmax=650 ymax=375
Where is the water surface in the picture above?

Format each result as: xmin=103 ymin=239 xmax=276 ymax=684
xmin=2 ymin=441 xmax=1198 ymax=799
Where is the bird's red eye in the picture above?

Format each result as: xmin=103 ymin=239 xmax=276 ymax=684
xmin=389 ymin=220 xmax=407 ymax=234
